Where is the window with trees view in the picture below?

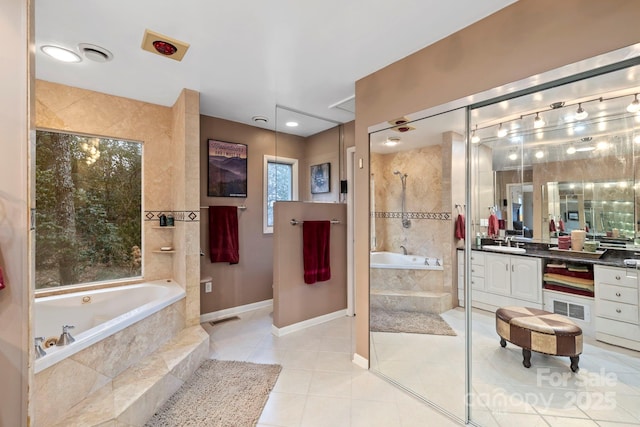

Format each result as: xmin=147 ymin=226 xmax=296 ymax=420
xmin=35 ymin=130 xmax=142 ymax=289
xmin=263 ymin=155 xmax=298 ymax=233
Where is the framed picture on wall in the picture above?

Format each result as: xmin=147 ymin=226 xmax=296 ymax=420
xmin=310 ymin=162 xmax=330 ymax=194
xmin=207 ymin=139 xmax=248 ymax=197
xmin=568 ymin=211 xmax=579 ymax=221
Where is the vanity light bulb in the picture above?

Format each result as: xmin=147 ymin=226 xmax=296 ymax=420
xmin=471 ymin=132 xmax=480 ymax=144
xmin=533 ymin=113 xmax=545 ymax=129
xmin=497 ymin=124 xmax=508 ymax=138
xmin=597 ymin=141 xmax=609 ymax=150
xmin=535 ymin=150 xmax=544 ymax=159
xmin=508 ymin=152 xmax=517 ymax=160
xmin=627 ymin=94 xmax=640 ymax=113
xmin=566 ymin=146 xmax=576 ymax=154
xmin=634 ymin=135 xmax=640 ymax=144
xmin=574 ymin=103 xmax=588 ymax=120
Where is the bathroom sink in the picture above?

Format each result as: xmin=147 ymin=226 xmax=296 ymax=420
xmin=482 ymin=245 xmax=526 ymax=254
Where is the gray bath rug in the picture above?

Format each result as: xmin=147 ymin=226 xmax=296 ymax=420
xmin=370 ymin=308 xmax=457 ymax=336
xmin=145 ymin=359 xmax=282 ymax=427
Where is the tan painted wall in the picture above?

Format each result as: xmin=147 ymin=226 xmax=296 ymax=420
xmin=273 ymin=202 xmax=347 ymax=328
xmin=354 ymin=0 xmax=640 ymax=360
xmin=199 ymin=116 xmax=305 ymax=313
xmin=302 ymin=126 xmax=341 ymax=202
xmin=0 ymin=0 xmax=32 ymax=424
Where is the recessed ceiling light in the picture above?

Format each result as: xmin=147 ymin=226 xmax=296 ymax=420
xmin=384 ymin=137 xmax=400 ymax=146
xmin=286 ymin=121 xmax=298 ymax=127
xmin=575 ymin=146 xmax=596 ymax=152
xmin=41 ymin=45 xmax=81 ymax=63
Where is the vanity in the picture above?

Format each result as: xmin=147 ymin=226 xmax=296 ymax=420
xmin=458 ymin=244 xmax=640 ymax=350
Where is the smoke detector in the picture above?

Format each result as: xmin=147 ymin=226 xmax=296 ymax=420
xmin=78 ymin=43 xmax=113 ymax=63
xmin=141 ymin=29 xmax=190 ymax=61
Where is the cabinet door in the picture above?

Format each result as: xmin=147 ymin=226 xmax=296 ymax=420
xmin=510 ymin=256 xmax=541 ymax=303
xmin=485 ymin=253 xmax=511 ymax=295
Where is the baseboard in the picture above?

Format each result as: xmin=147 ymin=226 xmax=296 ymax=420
xmin=271 ymin=309 xmax=347 ymax=337
xmin=200 ymin=299 xmax=273 ymax=323
xmin=352 ymin=352 xmax=369 ymax=369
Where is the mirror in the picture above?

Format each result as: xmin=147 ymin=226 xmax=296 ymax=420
xmin=369 ymin=108 xmax=467 ymax=421
xmin=545 ymin=180 xmax=635 ymax=242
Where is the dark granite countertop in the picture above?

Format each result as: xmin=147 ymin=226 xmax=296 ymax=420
xmin=464 ymin=241 xmax=640 ymax=268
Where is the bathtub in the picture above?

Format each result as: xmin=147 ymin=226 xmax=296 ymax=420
xmin=370 ymin=251 xmax=443 ymax=270
xmin=34 ymin=279 xmax=185 ymax=373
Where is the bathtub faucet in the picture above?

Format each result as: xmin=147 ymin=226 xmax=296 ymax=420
xmin=56 ymin=325 xmax=76 ymax=346
xmin=35 ymin=337 xmax=46 ymax=359
xmin=400 ymin=245 xmax=407 ymax=255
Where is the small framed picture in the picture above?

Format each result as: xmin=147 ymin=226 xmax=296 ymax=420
xmin=310 ymin=162 xmax=330 ymax=194
xmin=568 ymin=211 xmax=579 ymax=221
xmin=207 ymin=139 xmax=248 ymax=197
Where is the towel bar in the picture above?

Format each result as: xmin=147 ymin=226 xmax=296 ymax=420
xmin=290 ymin=218 xmax=340 ymax=226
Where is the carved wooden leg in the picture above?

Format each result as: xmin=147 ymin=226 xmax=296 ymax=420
xmin=570 ymin=356 xmax=580 ymax=373
xmin=500 ymin=338 xmax=507 ymax=348
xmin=522 ymin=349 xmax=532 ymax=368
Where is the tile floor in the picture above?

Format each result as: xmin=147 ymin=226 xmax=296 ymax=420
xmin=201 ymin=306 xmax=460 ymax=427
xmin=371 ymin=308 xmax=640 ymax=427
xmin=202 ymin=305 xmax=640 ymax=427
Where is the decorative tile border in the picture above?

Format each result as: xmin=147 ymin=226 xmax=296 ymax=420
xmin=372 ymin=211 xmax=451 ymax=221
xmin=144 ymin=210 xmax=200 ymax=222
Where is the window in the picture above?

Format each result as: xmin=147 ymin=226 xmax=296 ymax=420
xmin=263 ymin=155 xmax=298 ymax=233
xmin=35 ymin=130 xmax=142 ymax=289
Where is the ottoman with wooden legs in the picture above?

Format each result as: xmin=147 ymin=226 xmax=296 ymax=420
xmin=495 ymin=306 xmax=583 ymax=372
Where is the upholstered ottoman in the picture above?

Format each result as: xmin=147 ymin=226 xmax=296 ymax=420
xmin=496 ymin=306 xmax=583 ymax=372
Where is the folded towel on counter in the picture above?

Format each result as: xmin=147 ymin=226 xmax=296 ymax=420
xmin=455 ymin=214 xmax=465 ymax=240
xmin=209 ymin=206 xmax=240 ymax=264
xmin=488 ymin=214 xmax=499 ymax=237
xmin=543 ymin=273 xmax=594 ymax=289
xmin=303 ymin=221 xmax=331 ymax=284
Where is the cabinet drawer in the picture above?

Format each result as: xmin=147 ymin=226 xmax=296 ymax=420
xmin=595 ymin=266 xmax=638 ymax=288
xmin=470 ymin=265 xmax=485 ymax=278
xmin=471 ymin=277 xmax=485 ymax=290
xmin=599 ymin=283 xmax=638 ymax=305
xmin=470 ymin=252 xmax=485 ymax=266
xmin=598 ymin=300 xmax=639 ymax=324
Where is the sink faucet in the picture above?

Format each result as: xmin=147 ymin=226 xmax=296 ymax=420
xmin=505 ymin=236 xmax=513 ymax=247
xmin=400 ymin=245 xmax=407 ymax=255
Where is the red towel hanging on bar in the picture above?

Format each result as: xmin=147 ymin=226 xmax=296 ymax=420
xmin=302 ymin=221 xmax=331 ymax=284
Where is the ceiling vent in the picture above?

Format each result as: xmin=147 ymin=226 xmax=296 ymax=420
xmin=141 ymin=29 xmax=190 ymax=62
xmin=329 ymin=95 xmax=355 ymax=114
xmin=78 ymin=43 xmax=113 ymax=63
xmin=388 ymin=117 xmax=410 ymax=126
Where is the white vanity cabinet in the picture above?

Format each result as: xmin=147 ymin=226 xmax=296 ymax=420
xmin=457 ymin=250 xmax=541 ymax=312
xmin=594 ymin=265 xmax=640 ymax=351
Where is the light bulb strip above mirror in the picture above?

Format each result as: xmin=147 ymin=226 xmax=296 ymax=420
xmin=472 ymin=92 xmax=640 ymax=142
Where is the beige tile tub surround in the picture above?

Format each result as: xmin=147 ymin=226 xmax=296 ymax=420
xmin=34 ymin=300 xmax=185 ymax=425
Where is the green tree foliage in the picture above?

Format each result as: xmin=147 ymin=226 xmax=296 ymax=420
xmin=35 ymin=131 xmax=142 ymax=288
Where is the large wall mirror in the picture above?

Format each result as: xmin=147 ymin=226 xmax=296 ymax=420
xmin=469 ymin=60 xmax=640 ymax=425
xmin=370 ymin=51 xmax=640 ymax=426
xmin=368 ymin=108 xmax=467 ymax=421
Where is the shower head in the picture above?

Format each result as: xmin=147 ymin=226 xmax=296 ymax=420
xmin=393 ymin=170 xmax=400 ymax=175
xmin=393 ymin=170 xmax=407 ymax=177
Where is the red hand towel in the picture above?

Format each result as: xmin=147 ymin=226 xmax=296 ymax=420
xmin=455 ymin=214 xmax=465 ymax=240
xmin=488 ymin=214 xmax=499 ymax=237
xmin=549 ymin=219 xmax=557 ymax=232
xmin=303 ymin=221 xmax=331 ymax=285
xmin=0 ymin=267 xmax=4 ymax=290
xmin=558 ymin=219 xmax=565 ymax=232
xmin=209 ymin=206 xmax=239 ymax=264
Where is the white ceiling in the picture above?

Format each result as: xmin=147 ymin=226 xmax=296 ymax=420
xmin=34 ymin=0 xmax=517 ymax=137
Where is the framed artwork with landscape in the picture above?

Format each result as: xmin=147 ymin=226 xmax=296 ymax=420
xmin=207 ymin=139 xmax=248 ymax=197
xmin=310 ymin=162 xmax=330 ymax=194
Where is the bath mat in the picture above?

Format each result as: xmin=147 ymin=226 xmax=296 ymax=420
xmin=370 ymin=308 xmax=457 ymax=336
xmin=145 ymin=359 xmax=282 ymax=427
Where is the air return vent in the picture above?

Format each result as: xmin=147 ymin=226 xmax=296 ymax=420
xmin=78 ymin=43 xmax=113 ymax=63
xmin=328 ymin=95 xmax=355 ymax=114
xmin=552 ymin=299 xmax=590 ymax=322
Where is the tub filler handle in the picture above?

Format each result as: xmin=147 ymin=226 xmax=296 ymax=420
xmin=35 ymin=337 xmax=46 ymax=359
xmin=56 ymin=325 xmax=76 ymax=346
